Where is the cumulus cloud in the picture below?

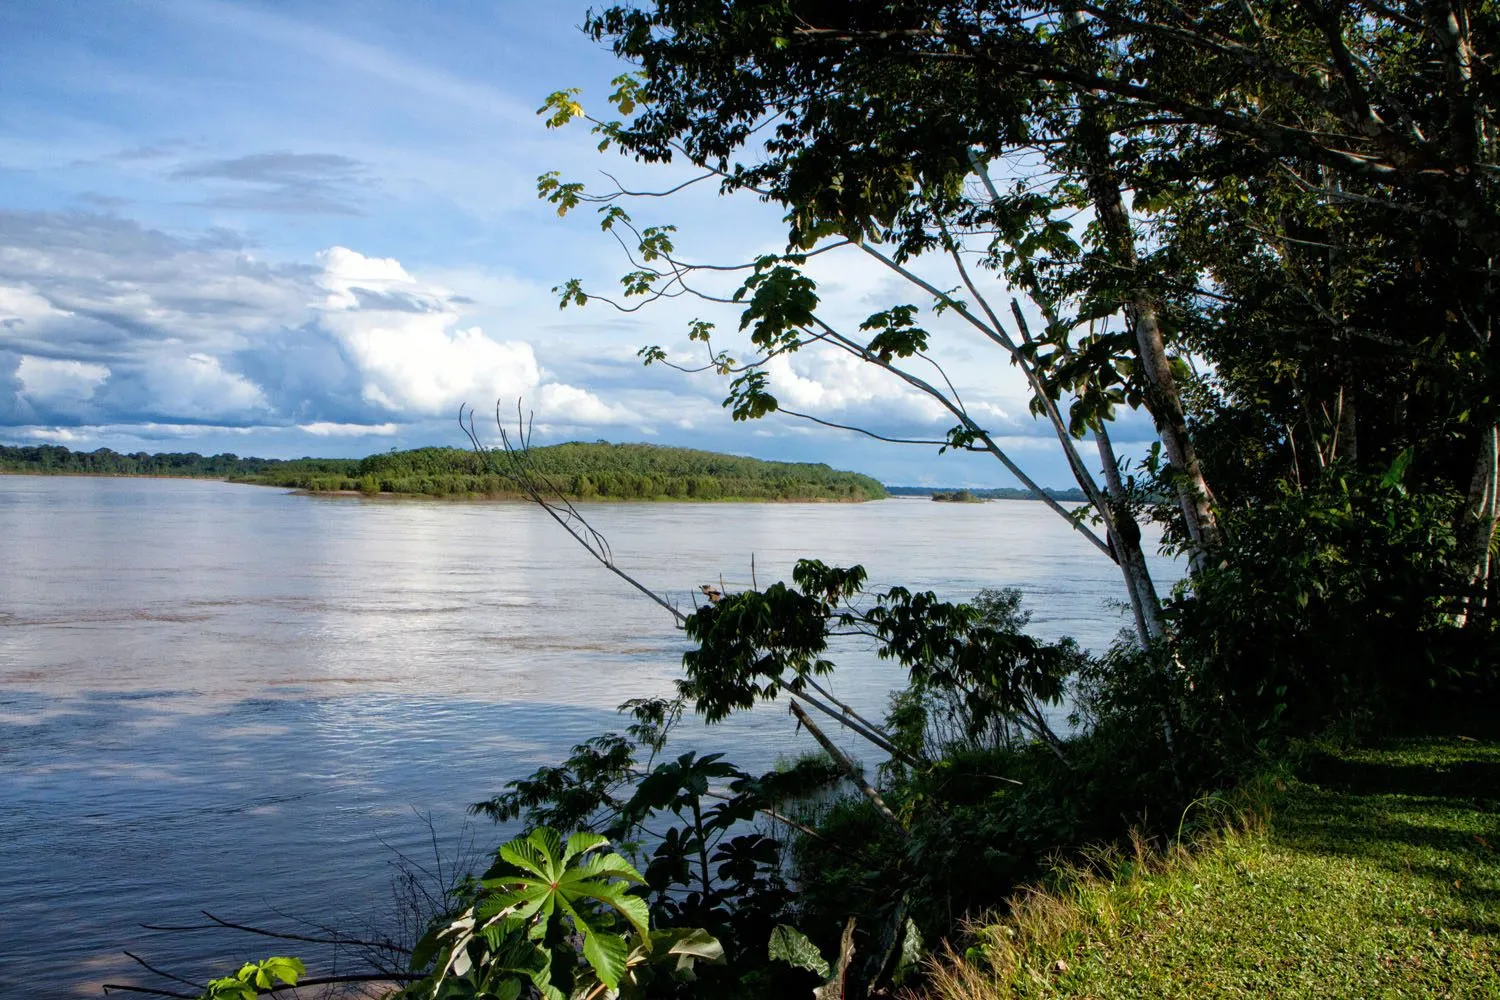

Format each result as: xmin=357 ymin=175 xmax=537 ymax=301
xmin=16 ymin=355 xmax=110 ymax=402
xmin=758 ymin=346 xmax=1025 ymax=445
xmin=136 ymin=352 xmax=269 ymax=420
xmin=315 ymin=246 xmax=544 ymax=414
xmin=0 ymin=212 xmax=650 ymax=447
xmin=765 ymin=350 xmax=945 ymax=419
xmin=531 ymin=382 xmax=633 ymax=427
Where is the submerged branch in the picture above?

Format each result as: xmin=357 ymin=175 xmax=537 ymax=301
xmin=790 ymin=699 xmax=910 ymax=839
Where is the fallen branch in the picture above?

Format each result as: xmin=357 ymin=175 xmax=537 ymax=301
xmin=790 ymin=699 xmax=909 ymax=839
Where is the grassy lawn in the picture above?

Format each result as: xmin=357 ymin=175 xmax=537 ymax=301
xmin=928 ymin=736 xmax=1500 ymax=999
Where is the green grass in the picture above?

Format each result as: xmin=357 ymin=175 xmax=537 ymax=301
xmin=928 ymin=735 xmax=1500 ymax=999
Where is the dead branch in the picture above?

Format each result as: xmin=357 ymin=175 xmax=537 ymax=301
xmin=140 ymin=910 xmax=406 ymax=955
xmin=789 ymin=699 xmax=909 ymax=839
xmin=463 ymin=401 xmax=687 ymax=625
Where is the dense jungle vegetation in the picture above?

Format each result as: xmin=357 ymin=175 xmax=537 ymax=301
xmin=0 ymin=442 xmax=888 ymax=501
xmin=174 ymin=2 xmax=1500 ymax=998
xmin=0 ymin=443 xmax=296 ymax=479
xmin=239 ymin=443 xmax=888 ymax=501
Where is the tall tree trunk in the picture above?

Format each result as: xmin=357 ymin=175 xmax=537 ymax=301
xmin=1000 ymin=288 xmax=1165 ymax=644
xmin=1095 ymin=422 xmax=1163 ymax=641
xmin=1061 ymin=8 xmax=1221 ymax=568
xmin=1461 ymin=421 xmax=1499 ymax=622
xmin=1081 ymin=150 xmax=1222 ymax=564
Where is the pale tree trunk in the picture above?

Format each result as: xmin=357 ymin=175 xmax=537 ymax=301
xmin=1094 ymin=422 xmax=1164 ymax=641
xmin=1334 ymin=384 xmax=1358 ymax=465
xmin=1460 ymin=421 xmax=1499 ymax=622
xmin=1063 ymin=9 xmax=1221 ymax=569
xmin=1084 ymin=156 xmax=1222 ymax=565
xmin=1000 ymin=290 xmax=1164 ymax=645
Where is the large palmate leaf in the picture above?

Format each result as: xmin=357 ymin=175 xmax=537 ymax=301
xmin=569 ymin=926 xmax=727 ymax=1000
xmin=480 ymin=827 xmax=648 ymax=990
xmin=402 ymin=828 xmax=716 ymax=1000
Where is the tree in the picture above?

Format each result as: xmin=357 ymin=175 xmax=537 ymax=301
xmin=535 ymin=1 xmax=1500 ymax=634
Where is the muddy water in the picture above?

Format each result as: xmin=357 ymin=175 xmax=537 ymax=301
xmin=0 ymin=475 xmax=1174 ymax=996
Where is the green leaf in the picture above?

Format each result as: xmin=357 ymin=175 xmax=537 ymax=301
xmin=260 ymin=957 xmax=305 ymax=984
xmin=537 ymin=88 xmax=585 ymax=128
xmin=896 ymin=918 xmax=925 ymax=983
xmin=568 ymin=852 xmax=646 ymax=884
xmin=566 ymin=878 xmax=651 ymax=936
xmin=769 ymin=924 xmax=831 ymax=977
xmin=581 ymin=930 xmax=631 ymax=989
xmin=562 ymin=830 xmax=609 ymax=867
xmin=659 ymin=927 xmax=726 ymax=971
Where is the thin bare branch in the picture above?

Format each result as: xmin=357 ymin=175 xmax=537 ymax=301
xmin=790 ymin=699 xmax=909 ymax=839
xmin=805 ymin=315 xmax=1113 ymax=556
xmin=464 ymin=402 xmax=688 ymax=625
xmin=121 ymin=953 xmax=201 ymax=990
xmin=140 ymin=910 xmax=407 ymax=955
xmin=102 ymin=984 xmax=196 ymax=998
xmin=776 ymin=406 xmax=971 ymax=448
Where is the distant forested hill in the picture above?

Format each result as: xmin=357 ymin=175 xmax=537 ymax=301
xmin=245 ymin=443 xmax=888 ymax=501
xmin=0 ymin=442 xmax=887 ymax=502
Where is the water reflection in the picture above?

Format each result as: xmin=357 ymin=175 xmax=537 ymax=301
xmin=0 ymin=476 xmax=1177 ymax=996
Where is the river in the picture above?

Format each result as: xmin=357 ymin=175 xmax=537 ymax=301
xmin=0 ymin=475 xmax=1175 ymax=996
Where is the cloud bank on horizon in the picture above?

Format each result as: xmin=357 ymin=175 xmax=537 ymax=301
xmin=0 ymin=0 xmax=1154 ymax=487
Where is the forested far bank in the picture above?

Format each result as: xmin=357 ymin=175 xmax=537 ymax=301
xmin=257 ymin=443 xmax=890 ymax=500
xmin=0 ymin=443 xmax=302 ymax=479
xmin=0 ymin=442 xmax=890 ymax=502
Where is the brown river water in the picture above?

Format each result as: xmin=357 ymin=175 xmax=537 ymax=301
xmin=0 ymin=475 xmax=1175 ymax=996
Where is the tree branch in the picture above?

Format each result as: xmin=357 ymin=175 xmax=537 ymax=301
xmin=789 ymin=699 xmax=909 ymax=839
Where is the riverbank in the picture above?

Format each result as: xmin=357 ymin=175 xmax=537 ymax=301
xmin=0 ymin=442 xmax=891 ymax=502
xmin=290 ymin=487 xmax=872 ymax=503
xmin=0 ymin=472 xmax=879 ymax=503
xmin=926 ymin=735 xmax=1500 ymax=998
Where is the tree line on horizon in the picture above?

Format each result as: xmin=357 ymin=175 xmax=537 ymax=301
xmin=0 ymin=441 xmax=890 ymax=502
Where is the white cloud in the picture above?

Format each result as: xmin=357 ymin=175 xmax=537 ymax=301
xmin=314 ymin=246 xmax=555 ymax=417
xmin=20 ymin=426 xmax=84 ymax=443
xmin=0 ymin=285 xmax=73 ymax=327
xmin=0 ymin=218 xmax=650 ymax=436
xmin=16 ymin=355 xmax=110 ymax=402
xmin=531 ymin=383 xmax=633 ymax=426
xmin=298 ymin=421 xmax=399 ymax=436
xmin=763 ymin=347 xmax=954 ymax=427
xmin=138 ymin=352 xmax=268 ymax=420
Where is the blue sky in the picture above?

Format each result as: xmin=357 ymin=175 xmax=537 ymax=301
xmin=0 ymin=0 xmax=1155 ymax=487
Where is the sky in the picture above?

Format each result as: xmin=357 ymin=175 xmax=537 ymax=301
xmin=0 ymin=0 xmax=1157 ymax=487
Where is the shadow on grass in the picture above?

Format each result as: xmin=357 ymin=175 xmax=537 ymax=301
xmin=1297 ymin=740 xmax=1500 ymax=806
xmin=1265 ymin=736 xmax=1500 ymax=942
